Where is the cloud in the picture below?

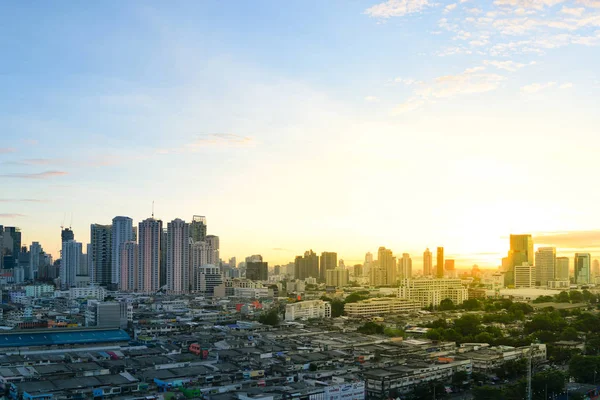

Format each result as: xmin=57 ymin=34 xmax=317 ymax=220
xmin=520 ymin=81 xmax=556 ymax=93
xmin=577 ymin=0 xmax=600 ymax=7
xmin=0 ymin=199 xmax=48 ymax=203
xmin=494 ymin=0 xmax=566 ymax=9
xmin=0 ymin=148 xmax=16 ymax=154
xmin=3 ymin=158 xmax=60 ymax=166
xmin=364 ymin=95 xmax=380 ymax=102
xmin=0 ymin=171 xmax=68 ymax=179
xmin=444 ymin=3 xmax=458 ymax=13
xmin=561 ymin=6 xmax=585 ymax=16
xmin=394 ymin=78 xmax=417 ymax=85
xmin=0 ymin=214 xmax=26 ymax=218
xmin=394 ymin=67 xmax=505 ymax=112
xmin=365 ymin=0 xmax=433 ymax=18
xmin=158 ymin=134 xmax=255 ymax=154
xmin=535 ymin=230 xmax=600 ymax=249
xmin=559 ymin=82 xmax=573 ymax=88
xmin=22 ymin=139 xmax=38 ymax=145
xmin=484 ymin=59 xmax=535 ymax=71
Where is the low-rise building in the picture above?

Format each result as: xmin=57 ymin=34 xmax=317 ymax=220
xmin=345 ymin=298 xmax=421 ymax=317
xmin=456 ymin=344 xmax=546 ymax=373
xmin=398 ymin=279 xmax=468 ymax=307
xmin=285 ymin=300 xmax=331 ymax=321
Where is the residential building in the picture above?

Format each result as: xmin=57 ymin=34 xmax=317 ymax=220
xmin=24 ymin=284 xmax=54 ymax=298
xmin=246 ymin=260 xmax=268 ymax=281
xmin=85 ymin=300 xmax=128 ymax=329
xmin=370 ymin=265 xmax=386 ymax=287
xmin=535 ymin=247 xmax=556 ymax=287
xmin=326 ymin=267 xmax=349 ymax=288
xmin=190 ymin=215 xmax=207 ymax=242
xmin=90 ymin=224 xmax=112 ymax=286
xmin=60 ymin=240 xmax=82 ymax=289
xmin=193 ymin=264 xmax=222 ymax=296
xmin=70 ymin=286 xmax=107 ymax=301
xmin=378 ymin=247 xmax=396 ymax=285
xmin=505 ymin=234 xmax=533 ymax=287
xmin=514 ymin=262 xmax=535 ymax=288
xmin=423 ymin=248 xmax=432 ymax=276
xmin=398 ymin=253 xmax=412 ymax=279
xmin=29 ymin=241 xmax=42 ymax=280
xmin=364 ymin=252 xmax=373 ymax=276
xmin=344 ymin=297 xmax=421 ymax=317
xmin=119 ymin=242 xmax=138 ymax=292
xmin=138 ymin=218 xmax=162 ymax=293
xmin=320 ymin=252 xmax=337 ymax=282
xmin=556 ymin=257 xmax=569 ymax=280
xmin=575 ymin=253 xmax=591 ymax=285
xmin=444 ymin=259 xmax=455 ymax=278
xmin=458 ymin=344 xmax=546 ymax=373
xmin=111 ymin=216 xmax=133 ymax=287
xmin=353 ymin=264 xmax=363 ymax=277
xmin=436 ymin=247 xmax=444 ymax=278
xmin=295 ymin=250 xmax=319 ymax=280
xmin=166 ymin=218 xmax=190 ymax=294
xmin=206 ymin=235 xmax=220 ymax=265
xmin=285 ymin=300 xmax=332 ymax=321
xmin=61 ymin=227 xmax=74 ymax=243
xmin=398 ymin=278 xmax=468 ymax=307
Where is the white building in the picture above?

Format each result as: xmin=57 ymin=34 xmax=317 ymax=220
xmin=398 ymin=278 xmax=468 ymax=307
xmin=398 ymin=253 xmax=413 ymax=279
xmin=166 ymin=219 xmax=190 ymax=294
xmin=285 ymin=300 xmax=332 ymax=321
xmin=138 ymin=218 xmax=162 ymax=293
xmin=29 ymin=242 xmax=42 ymax=280
xmin=61 ymin=240 xmax=82 ymax=289
xmin=206 ymin=235 xmax=220 ymax=265
xmin=70 ymin=286 xmax=107 ymax=301
xmin=326 ymin=267 xmax=349 ymax=288
xmin=345 ymin=297 xmax=421 ymax=317
xmin=535 ymin=247 xmax=556 ymax=287
xmin=111 ymin=216 xmax=134 ymax=287
xmin=514 ymin=263 xmax=535 ymax=288
xmin=25 ymin=284 xmax=54 ymax=298
xmin=555 ymin=257 xmax=569 ymax=281
xmin=233 ymin=287 xmax=270 ymax=298
xmin=193 ymin=264 xmax=222 ymax=296
xmin=119 ymin=241 xmax=138 ymax=291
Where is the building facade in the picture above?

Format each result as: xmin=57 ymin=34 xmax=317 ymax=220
xmin=119 ymin=241 xmax=138 ymax=291
xmin=166 ymin=219 xmax=190 ymax=294
xmin=398 ymin=278 xmax=468 ymax=307
xmin=344 ymin=297 xmax=421 ymax=317
xmin=285 ymin=300 xmax=332 ymax=321
xmin=60 ymin=240 xmax=82 ymax=289
xmin=535 ymin=247 xmax=556 ymax=287
xmin=138 ymin=218 xmax=163 ymax=293
xmin=90 ymin=224 xmax=112 ymax=286
xmin=575 ymin=253 xmax=591 ymax=285
xmin=111 ymin=216 xmax=133 ymax=287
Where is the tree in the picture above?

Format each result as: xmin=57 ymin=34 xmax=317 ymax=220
xmin=473 ymin=386 xmax=503 ymax=400
xmin=532 ymin=369 xmax=566 ymax=400
xmin=258 ymin=309 xmax=280 ymax=326
xmin=384 ymin=327 xmax=404 ymax=337
xmin=555 ymin=291 xmax=570 ymax=303
xmin=451 ymin=371 xmax=469 ymax=389
xmin=439 ymin=298 xmax=455 ymax=311
xmin=330 ymin=299 xmax=345 ymax=317
xmin=560 ymin=327 xmax=579 ymax=341
xmin=495 ymin=359 xmax=527 ymax=380
xmin=569 ymin=355 xmax=600 ymax=383
xmin=426 ymin=329 xmax=442 ymax=341
xmin=309 ymin=363 xmax=318 ymax=371
xmin=533 ymin=295 xmax=555 ymax=303
xmin=570 ymin=291 xmax=584 ymax=303
xmin=357 ymin=321 xmax=384 ymax=335
xmin=344 ymin=292 xmax=368 ymax=304
xmin=474 ymin=332 xmax=494 ymax=344
xmin=462 ymin=299 xmax=481 ymax=311
xmin=454 ymin=314 xmax=482 ymax=337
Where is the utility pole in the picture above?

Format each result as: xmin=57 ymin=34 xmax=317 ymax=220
xmin=527 ymin=343 xmax=533 ymax=400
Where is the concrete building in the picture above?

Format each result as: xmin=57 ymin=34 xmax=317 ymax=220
xmin=378 ymin=247 xmax=396 ymax=285
xmin=514 ymin=262 xmax=535 ymax=288
xmin=70 ymin=286 xmax=107 ymax=301
xmin=364 ymin=252 xmax=373 ymax=277
xmin=344 ymin=297 xmax=421 ymax=317
xmin=29 ymin=242 xmax=42 ymax=281
xmin=398 ymin=278 xmax=468 ymax=307
xmin=575 ymin=253 xmax=591 ymax=284
xmin=111 ymin=216 xmax=133 ymax=288
xmin=193 ymin=264 xmax=222 ymax=296
xmin=556 ymin=257 xmax=569 ymax=281
xmin=90 ymin=224 xmax=112 ymax=286
xmin=246 ymin=260 xmax=268 ymax=281
xmin=285 ymin=300 xmax=331 ymax=321
xmin=423 ymin=248 xmax=432 ymax=276
xmin=190 ymin=215 xmax=207 ymax=242
xmin=444 ymin=259 xmax=456 ymax=278
xmin=119 ymin=241 xmax=138 ymax=292
xmin=206 ymin=235 xmax=220 ymax=265
xmin=436 ymin=247 xmax=444 ymax=278
xmin=85 ymin=300 xmax=128 ymax=329
xmin=25 ymin=284 xmax=54 ymax=298
xmin=535 ymin=247 xmax=556 ymax=287
xmin=505 ymin=234 xmax=533 ymax=287
xmin=295 ymin=250 xmax=319 ymax=280
xmin=398 ymin=253 xmax=412 ymax=279
xmin=166 ymin=219 xmax=190 ymax=294
xmin=138 ymin=218 xmax=162 ymax=293
xmin=326 ymin=267 xmax=349 ymax=288
xmin=60 ymin=240 xmax=82 ymax=289
xmin=320 ymin=252 xmax=337 ymax=282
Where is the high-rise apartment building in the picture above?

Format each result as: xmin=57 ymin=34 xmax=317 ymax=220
xmin=166 ymin=219 xmax=190 ymax=294
xmin=29 ymin=242 xmax=42 ymax=280
xmin=1 ymin=226 xmax=21 ymax=269
xmin=90 ymin=224 xmax=112 ymax=286
xmin=514 ymin=263 xmax=535 ymax=288
xmin=593 ymin=260 xmax=600 ymax=279
xmin=61 ymin=228 xmax=74 ymax=243
xmin=574 ymin=253 xmax=591 ymax=285
xmin=190 ymin=241 xmax=211 ymax=269
xmin=423 ymin=248 xmax=432 ymax=276
xmin=354 ymin=264 xmax=363 ymax=277
xmin=444 ymin=259 xmax=455 ymax=278
xmin=398 ymin=253 xmax=412 ymax=279
xmin=364 ymin=252 xmax=373 ymax=276
xmin=326 ymin=267 xmax=349 ymax=288
xmin=320 ymin=252 xmax=337 ymax=282
xmin=295 ymin=250 xmax=319 ymax=280
xmin=398 ymin=278 xmax=468 ymax=307
xmin=190 ymin=215 xmax=207 ymax=243
xmin=111 ymin=216 xmax=134 ymax=287
xmin=555 ymin=257 xmax=569 ymax=281
xmin=436 ymin=247 xmax=444 ymax=278
xmin=119 ymin=242 xmax=138 ymax=291
xmin=138 ymin=218 xmax=162 ymax=293
xmin=206 ymin=235 xmax=220 ymax=265
xmin=378 ymin=247 xmax=396 ymax=285
xmin=505 ymin=234 xmax=533 ymax=287
xmin=61 ymin=240 xmax=82 ymax=289
xmin=193 ymin=264 xmax=222 ymax=295
xmin=535 ymin=247 xmax=556 ymax=286
xmin=246 ymin=259 xmax=269 ymax=281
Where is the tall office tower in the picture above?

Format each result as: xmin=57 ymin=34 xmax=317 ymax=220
xmin=555 ymin=257 xmax=569 ymax=280
xmin=120 ymin=242 xmax=138 ymax=291
xmin=160 ymin=228 xmax=167 ymax=287
xmin=423 ymin=248 xmax=432 ymax=276
xmin=90 ymin=224 xmax=112 ymax=286
xmin=574 ymin=253 xmax=591 ymax=284
xmin=514 ymin=262 xmax=535 ymax=288
xmin=320 ymin=252 xmax=338 ymax=282
xmin=138 ymin=218 xmax=163 ymax=293
xmin=246 ymin=259 xmax=268 ymax=281
xmin=326 ymin=267 xmax=349 ymax=287
xmin=444 ymin=259 xmax=456 ymax=278
xmin=364 ymin=252 xmax=373 ymax=276
xmin=1 ymin=226 xmax=21 ymax=269
xmin=294 ymin=250 xmax=320 ymax=280
xmin=80 ymin=251 xmax=88 ymax=276
xmin=436 ymin=247 xmax=444 ymax=278
xmin=166 ymin=219 xmax=190 ymax=294
xmin=85 ymin=244 xmax=92 ymax=276
xmin=378 ymin=247 xmax=396 ymax=285
xmin=535 ymin=247 xmax=556 ymax=286
xmin=61 ymin=228 xmax=74 ymax=243
xmin=111 ymin=216 xmax=133 ymax=287
xmin=29 ymin=242 xmax=42 ymax=280
xmin=132 ymin=226 xmax=138 ymax=242
xmin=398 ymin=253 xmax=413 ymax=279
xmin=593 ymin=259 xmax=600 ymax=279
xmin=505 ymin=234 xmax=533 ymax=287
xmin=206 ymin=235 xmax=220 ymax=265
xmin=354 ymin=264 xmax=363 ymax=277
xmin=61 ymin=240 xmax=82 ymax=289
xmin=229 ymin=257 xmax=237 ymax=269
xmin=190 ymin=215 xmax=207 ymax=243
xmin=191 ymin=241 xmax=210 ymax=269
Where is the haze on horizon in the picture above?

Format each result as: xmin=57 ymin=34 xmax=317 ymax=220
xmin=1 ymin=1 xmax=600 ymax=267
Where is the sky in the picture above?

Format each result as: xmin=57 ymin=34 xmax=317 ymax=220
xmin=1 ymin=0 xmax=600 ymax=268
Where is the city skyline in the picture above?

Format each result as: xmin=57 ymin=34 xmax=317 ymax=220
xmin=2 ymin=1 xmax=600 ymax=266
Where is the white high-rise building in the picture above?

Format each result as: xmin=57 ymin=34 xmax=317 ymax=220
xmin=206 ymin=235 xmax=220 ymax=265
xmin=138 ymin=218 xmax=162 ymax=293
xmin=166 ymin=219 xmax=190 ymax=294
xmin=190 ymin=241 xmax=211 ymax=269
xmin=29 ymin=242 xmax=42 ymax=280
xmin=555 ymin=257 xmax=569 ymax=280
xmin=120 ymin=241 xmax=138 ymax=292
xmin=423 ymin=248 xmax=432 ymax=276
xmin=399 ymin=253 xmax=413 ymax=279
xmin=111 ymin=216 xmax=133 ymax=287
xmin=575 ymin=253 xmax=591 ymax=285
xmin=364 ymin=252 xmax=373 ymax=277
xmin=193 ymin=264 xmax=222 ymax=296
xmin=535 ymin=247 xmax=556 ymax=287
xmin=514 ymin=262 xmax=535 ymax=288
xmin=326 ymin=267 xmax=349 ymax=288
xmin=61 ymin=240 xmax=82 ymax=289
xmin=398 ymin=278 xmax=468 ymax=307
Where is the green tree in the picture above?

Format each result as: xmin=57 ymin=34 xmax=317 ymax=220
xmin=384 ymin=327 xmax=405 ymax=337
xmin=532 ymin=369 xmax=566 ymax=399
xmin=570 ymin=291 xmax=584 ymax=303
xmin=495 ymin=359 xmax=527 ymax=380
xmin=357 ymin=321 xmax=384 ymax=335
xmin=555 ymin=291 xmax=570 ymax=303
xmin=532 ymin=295 xmax=555 ymax=303
xmin=426 ymin=328 xmax=442 ymax=341
xmin=461 ymin=299 xmax=481 ymax=311
xmin=309 ymin=363 xmax=318 ymax=371
xmin=474 ymin=332 xmax=494 ymax=344
xmin=451 ymin=371 xmax=469 ymax=389
xmin=560 ymin=327 xmax=579 ymax=341
xmin=473 ymin=386 xmax=503 ymax=400
xmin=258 ymin=309 xmax=280 ymax=326
xmin=344 ymin=292 xmax=369 ymax=303
xmin=439 ymin=298 xmax=455 ymax=311
xmin=330 ymin=299 xmax=345 ymax=317
xmin=454 ymin=314 xmax=482 ymax=337
xmin=569 ymin=355 xmax=600 ymax=383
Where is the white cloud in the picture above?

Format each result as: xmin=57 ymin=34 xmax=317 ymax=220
xmin=494 ymin=0 xmax=566 ymax=9
xmin=393 ymin=97 xmax=426 ymax=113
xmin=561 ymin=6 xmax=585 ymax=16
xmin=559 ymin=82 xmax=573 ymax=88
xmin=484 ymin=59 xmax=535 ymax=71
xmin=364 ymin=95 xmax=380 ymax=102
xmin=577 ymin=0 xmax=600 ymax=7
xmin=467 ymin=7 xmax=484 ymax=14
xmin=365 ymin=0 xmax=433 ymax=17
xmin=444 ymin=3 xmax=458 ymax=13
xmin=520 ymin=81 xmax=557 ymax=93
xmin=394 ymin=78 xmax=417 ymax=85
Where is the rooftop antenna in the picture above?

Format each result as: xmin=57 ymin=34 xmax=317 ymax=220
xmin=69 ymin=212 xmax=73 ymax=229
xmin=152 ymin=201 xmax=155 ymax=218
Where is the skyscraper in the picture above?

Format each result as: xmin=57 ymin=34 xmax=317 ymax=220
xmin=320 ymin=252 xmax=337 ymax=282
xmin=1 ymin=226 xmax=21 ymax=269
xmin=378 ymin=247 xmax=396 ymax=285
xmin=444 ymin=259 xmax=455 ymax=278
xmin=61 ymin=240 xmax=82 ymax=289
xmin=364 ymin=252 xmax=373 ymax=276
xmin=436 ymin=247 xmax=444 ymax=278
xmin=574 ymin=253 xmax=591 ymax=285
xmin=505 ymin=234 xmax=533 ymax=287
xmin=535 ymin=247 xmax=556 ymax=286
xmin=555 ymin=257 xmax=569 ymax=281
xmin=120 ymin=241 xmax=138 ymax=291
xmin=90 ymin=224 xmax=112 ymax=286
xmin=295 ymin=250 xmax=319 ymax=280
xmin=138 ymin=218 xmax=162 ymax=293
xmin=61 ymin=228 xmax=74 ymax=243
xmin=593 ymin=259 xmax=600 ymax=280
xmin=111 ymin=216 xmax=133 ymax=287
xmin=423 ymin=248 xmax=432 ymax=276
xmin=29 ymin=242 xmax=42 ymax=280
xmin=398 ymin=253 xmax=412 ymax=279
xmin=206 ymin=235 xmax=220 ymax=265
xmin=166 ymin=219 xmax=190 ymax=294
xmin=190 ymin=215 xmax=207 ymax=242
xmin=246 ymin=257 xmax=268 ymax=281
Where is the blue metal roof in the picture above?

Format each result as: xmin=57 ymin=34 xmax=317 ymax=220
xmin=0 ymin=329 xmax=131 ymax=348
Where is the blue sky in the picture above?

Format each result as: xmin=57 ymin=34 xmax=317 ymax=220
xmin=1 ymin=0 xmax=600 ymax=267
